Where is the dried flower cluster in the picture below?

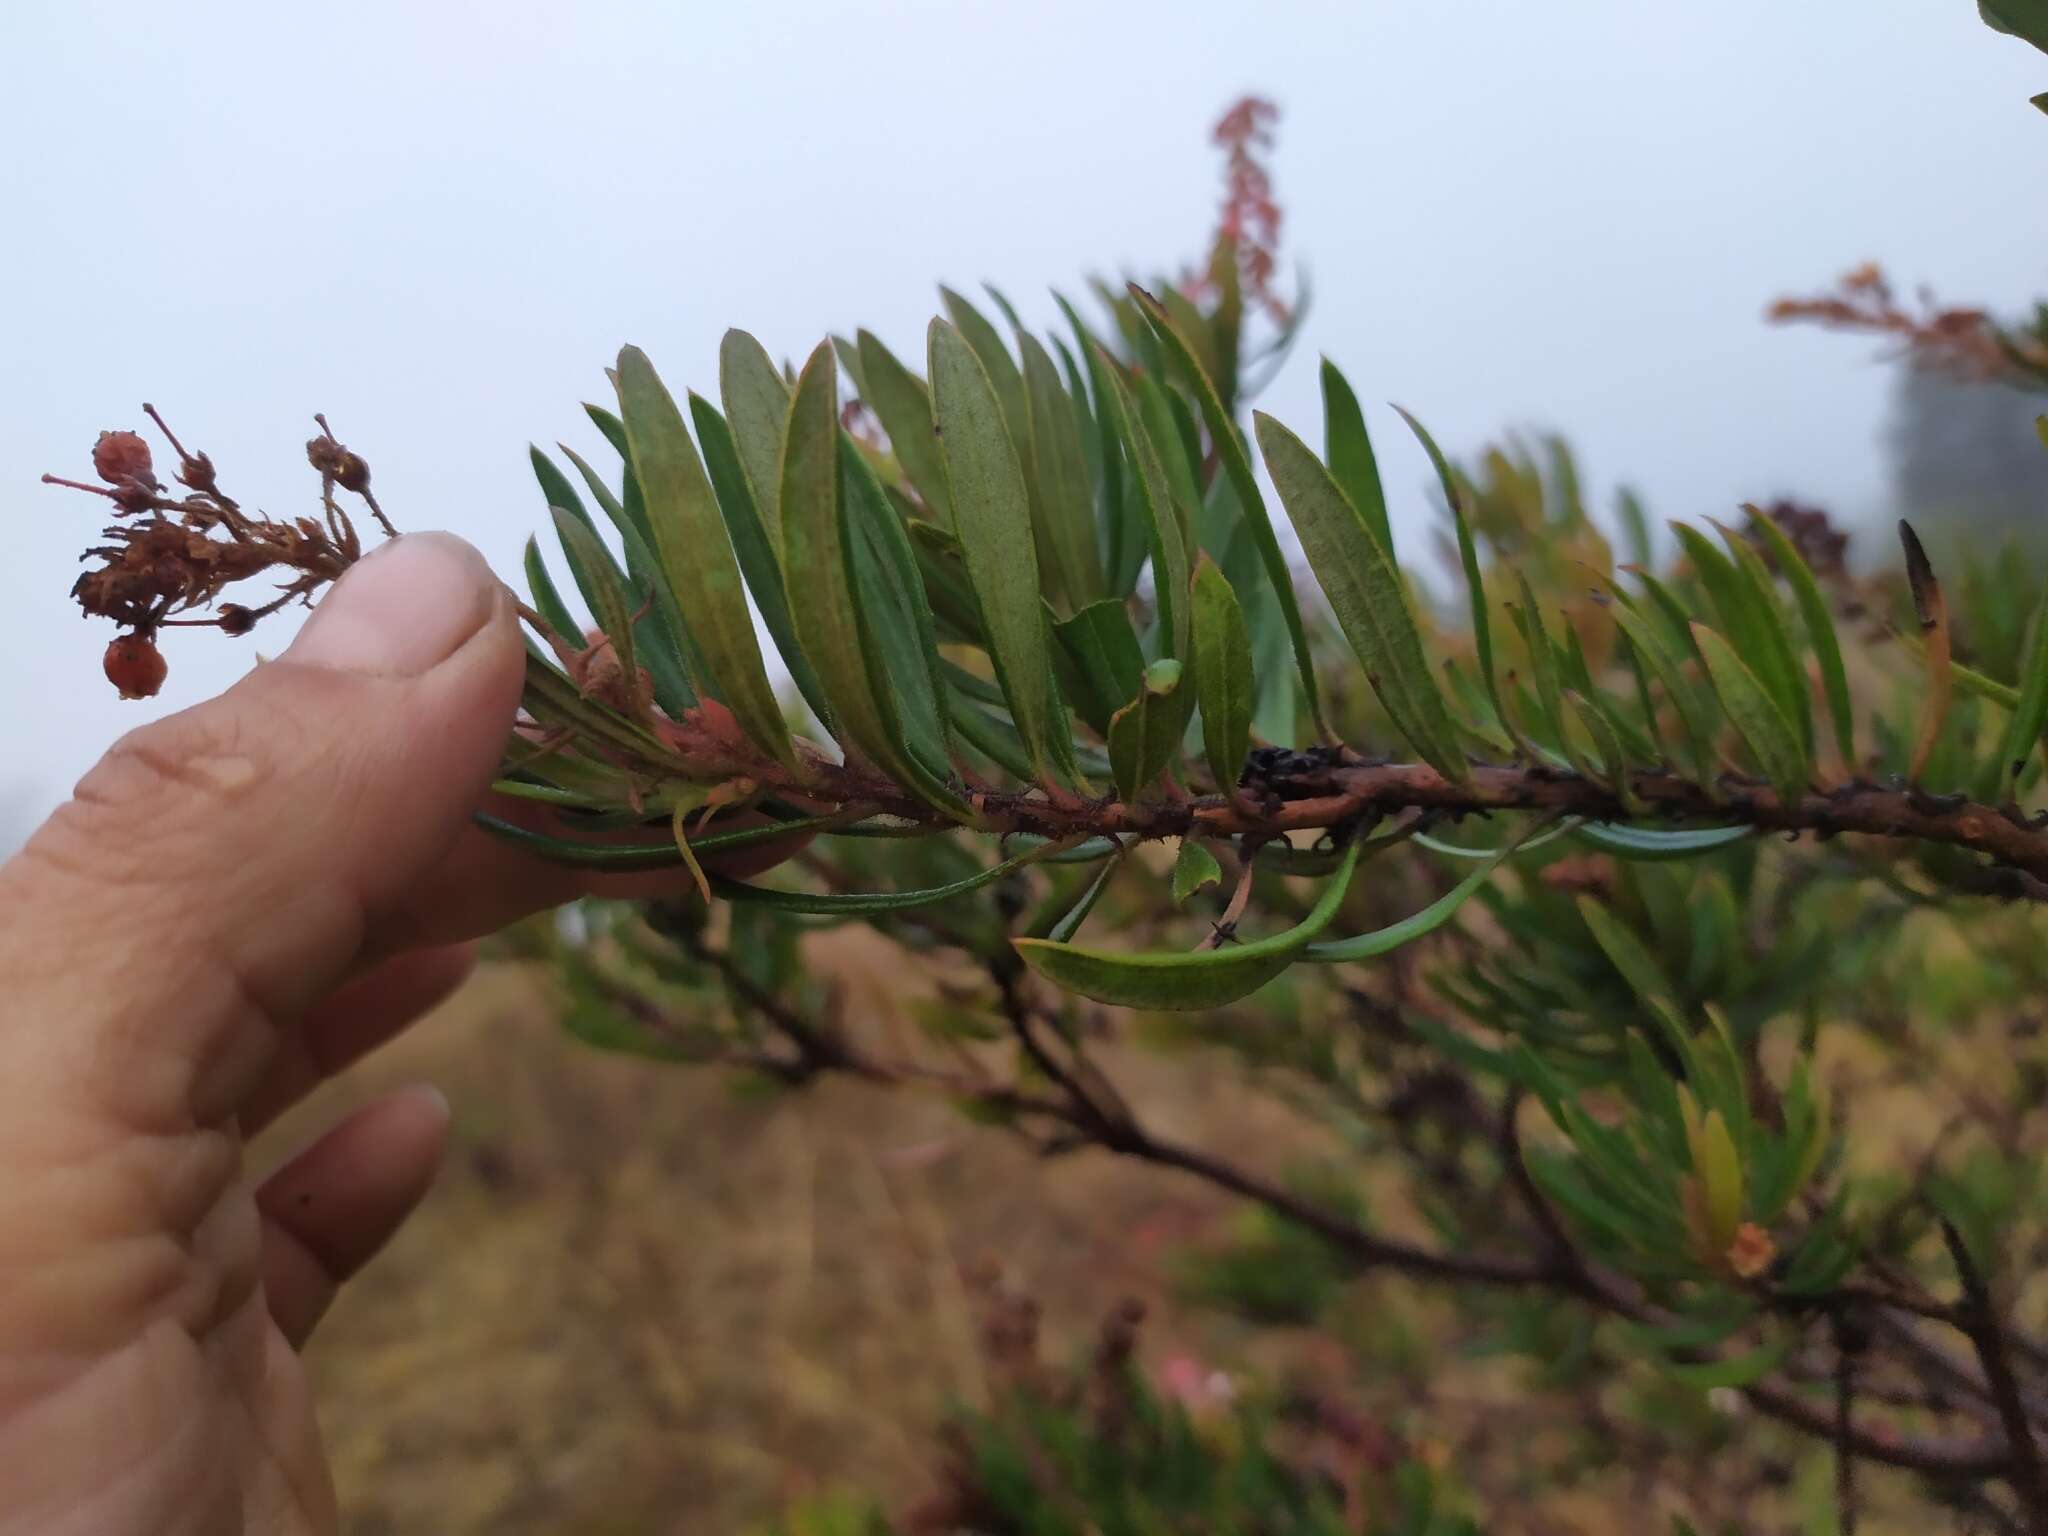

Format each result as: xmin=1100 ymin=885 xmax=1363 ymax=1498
xmin=1180 ymin=95 xmax=1290 ymax=326
xmin=1768 ymin=263 xmax=2048 ymax=386
xmin=44 ymin=408 xmax=392 ymax=697
xmin=1754 ymin=498 xmax=1850 ymax=580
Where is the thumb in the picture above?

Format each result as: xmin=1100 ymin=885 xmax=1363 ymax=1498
xmin=0 ymin=532 xmax=523 ymax=1131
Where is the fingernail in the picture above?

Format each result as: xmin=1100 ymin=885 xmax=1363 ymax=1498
xmin=288 ymin=534 xmax=499 ymax=676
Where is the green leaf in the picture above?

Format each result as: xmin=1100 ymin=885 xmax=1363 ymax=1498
xmin=1744 ymin=506 xmax=1853 ymax=770
xmin=538 ymin=445 xmax=697 ymax=716
xmin=938 ymin=286 xmax=1029 ymax=445
xmin=1508 ymin=576 xmax=1569 ymax=752
xmin=1054 ymin=294 xmax=1136 ymax=591
xmin=1171 ymin=838 xmax=1225 ymax=907
xmin=841 ymin=436 xmax=955 ymax=783
xmin=1608 ymin=600 xmax=1720 ymax=791
xmin=1018 ymin=331 xmax=1105 ymax=613
xmin=718 ymin=329 xmax=793 ymax=560
xmin=1107 ymin=658 xmax=1191 ymax=802
xmin=714 ymin=839 xmax=1080 ymax=914
xmin=1256 ymin=413 xmax=1470 ymax=785
xmin=1014 ymin=837 xmax=1364 ymax=1010
xmin=1053 ymin=598 xmax=1146 ymax=736
xmin=1691 ymin=622 xmax=1810 ymax=809
xmin=1617 ymin=487 xmax=1654 ymax=569
xmin=549 ymin=506 xmax=648 ymax=719
xmin=1093 ymin=353 xmax=1193 ymax=660
xmin=1675 ymin=523 xmax=1810 ymax=757
xmin=473 ymin=809 xmax=841 ymax=871
xmin=522 ymin=536 xmax=579 ymax=640
xmin=1134 ymin=286 xmax=1325 ymax=735
xmin=1575 ymin=894 xmax=1695 ymax=1061
xmin=1713 ymin=518 xmax=1816 ymax=756
xmin=1571 ymin=823 xmax=1753 ymax=860
xmin=854 ymin=329 xmax=951 ymax=529
xmin=1394 ymin=405 xmax=1522 ymax=757
xmin=929 ymin=319 xmax=1064 ymax=785
xmin=1658 ymin=1331 xmax=1795 ymax=1391
xmin=1983 ymin=0 xmax=2048 ymax=54
xmin=1045 ymin=853 xmax=1120 ymax=943
xmin=1567 ymin=689 xmax=1644 ymax=815
xmin=782 ymin=340 xmax=966 ymax=817
xmin=1319 ymin=360 xmax=1394 ymax=554
xmin=1190 ymin=556 xmax=1254 ymax=794
xmin=1996 ymin=583 xmax=2048 ymax=799
xmin=1302 ymin=823 xmax=1541 ymax=962
xmin=617 ymin=346 xmax=797 ymax=771
xmin=686 ymin=393 xmax=833 ymax=731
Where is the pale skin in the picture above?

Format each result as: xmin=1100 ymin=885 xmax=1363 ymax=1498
xmin=0 ymin=534 xmax=781 ymax=1533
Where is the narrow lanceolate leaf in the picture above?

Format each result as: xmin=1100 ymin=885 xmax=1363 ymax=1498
xmin=1256 ymin=413 xmax=1471 ymax=785
xmin=1510 ymin=575 xmax=1569 ymax=752
xmin=842 ymin=437 xmax=955 ymax=783
xmin=1568 ymin=690 xmax=1645 ymax=816
xmin=1394 ymin=404 xmax=1526 ymax=759
xmin=1319 ymin=360 xmax=1394 ymax=553
xmin=686 ymin=393 xmax=832 ymax=730
xmin=1900 ymin=520 xmax=1953 ymax=783
xmin=1107 ymin=658 xmax=1191 ymax=803
xmin=1171 ymin=838 xmax=1225 ymax=907
xmin=719 ymin=329 xmax=793 ymax=558
xmin=1014 ymin=838 xmax=1364 ymax=1010
xmin=938 ymin=286 xmax=1029 ymax=442
xmin=1094 ymin=352 xmax=1192 ymax=658
xmin=1576 ymin=895 xmax=1694 ymax=1059
xmin=549 ymin=507 xmax=649 ymax=720
xmin=1691 ymin=623 xmax=1810 ymax=809
xmin=1019 ymin=330 xmax=1105 ymax=611
xmin=781 ymin=341 xmax=966 ymax=817
xmin=1571 ymin=823 xmax=1753 ymax=860
xmin=1057 ymin=295 xmax=1138 ymax=595
xmin=715 ymin=839 xmax=1076 ymax=914
xmin=1045 ymin=854 xmax=1120 ymax=943
xmin=1053 ymin=598 xmax=1146 ymax=736
xmin=854 ymin=329 xmax=952 ymax=528
xmin=475 ymin=809 xmax=843 ymax=872
xmin=523 ymin=536 xmax=580 ymax=641
xmin=929 ymin=319 xmax=1064 ymax=785
xmin=1711 ymin=517 xmax=1815 ymax=758
xmin=1134 ymin=285 xmax=1325 ymax=735
xmin=617 ymin=346 xmax=797 ymax=772
xmin=1674 ymin=523 xmax=1810 ymax=757
xmin=1609 ymin=598 xmax=1721 ymax=792
xmin=1302 ymin=821 xmax=1545 ymax=962
xmin=1743 ymin=505 xmax=1854 ymax=771
xmin=537 ymin=445 xmax=695 ymax=717
xmin=1996 ymin=582 xmax=2048 ymax=799
xmin=1190 ymin=556 xmax=1253 ymax=794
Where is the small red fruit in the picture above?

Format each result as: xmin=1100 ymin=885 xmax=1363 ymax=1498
xmin=104 ymin=632 xmax=168 ymax=700
xmin=92 ymin=430 xmax=156 ymax=488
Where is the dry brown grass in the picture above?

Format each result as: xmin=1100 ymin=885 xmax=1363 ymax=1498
xmin=259 ymin=952 xmax=1307 ymax=1534
xmin=260 ymin=936 xmax=1949 ymax=1534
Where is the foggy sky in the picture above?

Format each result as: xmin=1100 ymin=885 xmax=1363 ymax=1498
xmin=4 ymin=0 xmax=2044 ymax=824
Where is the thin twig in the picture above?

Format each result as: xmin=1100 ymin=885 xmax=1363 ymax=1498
xmin=1944 ymin=1220 xmax=2048 ymax=1529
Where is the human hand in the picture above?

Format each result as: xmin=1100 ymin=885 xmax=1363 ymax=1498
xmin=0 ymin=534 xmax=754 ymax=1534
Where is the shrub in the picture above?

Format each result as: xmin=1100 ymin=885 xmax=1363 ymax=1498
xmin=46 ymin=12 xmax=2048 ymax=1531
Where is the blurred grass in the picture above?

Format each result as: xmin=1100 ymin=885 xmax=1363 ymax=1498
xmin=259 ymin=930 xmax=1951 ymax=1533
xmin=257 ymin=937 xmax=1299 ymax=1534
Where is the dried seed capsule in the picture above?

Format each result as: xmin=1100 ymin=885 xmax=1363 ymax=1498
xmin=335 ymin=451 xmax=371 ymax=492
xmin=92 ymin=430 xmax=155 ymax=487
xmin=103 ymin=632 xmax=167 ymax=700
